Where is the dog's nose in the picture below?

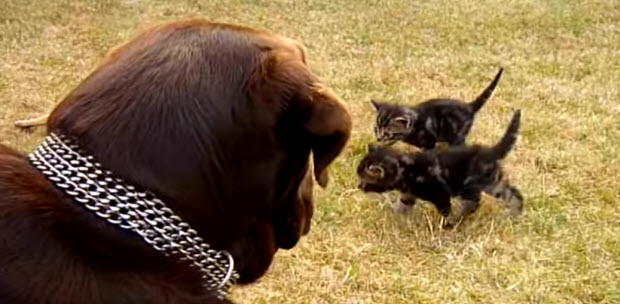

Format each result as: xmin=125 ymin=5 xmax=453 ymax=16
xmin=357 ymin=182 xmax=365 ymax=189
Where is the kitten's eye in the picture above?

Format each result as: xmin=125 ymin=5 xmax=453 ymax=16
xmin=366 ymin=165 xmax=385 ymax=178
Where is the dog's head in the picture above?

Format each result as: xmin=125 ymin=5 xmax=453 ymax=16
xmin=47 ymin=19 xmax=351 ymax=283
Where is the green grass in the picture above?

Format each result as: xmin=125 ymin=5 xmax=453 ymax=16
xmin=1 ymin=0 xmax=619 ymax=303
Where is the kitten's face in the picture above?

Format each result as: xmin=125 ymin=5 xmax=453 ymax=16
xmin=371 ymin=100 xmax=418 ymax=145
xmin=357 ymin=144 xmax=401 ymax=193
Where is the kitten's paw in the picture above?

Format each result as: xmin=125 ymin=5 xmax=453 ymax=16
xmin=439 ymin=216 xmax=453 ymax=229
xmin=440 ymin=215 xmax=461 ymax=229
xmin=392 ymin=201 xmax=413 ymax=214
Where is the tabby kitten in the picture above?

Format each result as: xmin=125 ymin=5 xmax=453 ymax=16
xmin=358 ymin=110 xmax=523 ymax=226
xmin=372 ymin=68 xmax=504 ymax=149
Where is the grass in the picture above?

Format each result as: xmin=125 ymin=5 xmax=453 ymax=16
xmin=1 ymin=0 xmax=619 ymax=303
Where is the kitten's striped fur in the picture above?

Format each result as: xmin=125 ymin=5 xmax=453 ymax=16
xmin=358 ymin=110 xmax=523 ymax=227
xmin=372 ymin=68 xmax=504 ymax=149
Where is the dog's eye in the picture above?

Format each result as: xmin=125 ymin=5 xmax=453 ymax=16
xmin=366 ymin=165 xmax=385 ymax=178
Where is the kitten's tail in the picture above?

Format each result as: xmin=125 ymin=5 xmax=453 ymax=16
xmin=469 ymin=68 xmax=504 ymax=113
xmin=490 ymin=109 xmax=521 ymax=159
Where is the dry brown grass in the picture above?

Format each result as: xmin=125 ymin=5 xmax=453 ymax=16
xmin=1 ymin=0 xmax=619 ymax=303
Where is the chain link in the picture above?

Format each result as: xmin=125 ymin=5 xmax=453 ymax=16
xmin=29 ymin=133 xmax=238 ymax=299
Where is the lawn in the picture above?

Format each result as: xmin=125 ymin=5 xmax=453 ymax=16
xmin=1 ymin=0 xmax=619 ymax=303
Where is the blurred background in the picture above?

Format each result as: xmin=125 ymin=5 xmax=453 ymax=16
xmin=1 ymin=1 xmax=618 ymax=303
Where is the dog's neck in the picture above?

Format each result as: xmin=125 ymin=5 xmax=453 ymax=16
xmin=29 ymin=132 xmax=238 ymax=299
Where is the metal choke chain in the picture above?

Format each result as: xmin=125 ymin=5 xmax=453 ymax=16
xmin=29 ymin=133 xmax=238 ymax=299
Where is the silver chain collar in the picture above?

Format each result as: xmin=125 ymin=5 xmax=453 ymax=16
xmin=29 ymin=132 xmax=238 ymax=299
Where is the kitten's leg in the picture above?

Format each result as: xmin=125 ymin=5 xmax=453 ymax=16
xmin=432 ymin=195 xmax=453 ymax=228
xmin=457 ymin=187 xmax=482 ymax=219
xmin=453 ymin=119 xmax=472 ymax=146
xmin=393 ymin=192 xmax=417 ymax=214
xmin=485 ymin=182 xmax=524 ymax=216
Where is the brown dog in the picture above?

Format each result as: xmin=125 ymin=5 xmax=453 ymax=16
xmin=0 ymin=19 xmax=351 ymax=303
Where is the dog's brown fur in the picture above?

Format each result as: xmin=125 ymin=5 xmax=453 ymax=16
xmin=0 ymin=19 xmax=351 ymax=304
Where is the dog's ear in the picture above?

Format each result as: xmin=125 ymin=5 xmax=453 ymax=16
xmin=250 ymin=46 xmax=351 ymax=188
xmin=302 ymin=84 xmax=351 ymax=188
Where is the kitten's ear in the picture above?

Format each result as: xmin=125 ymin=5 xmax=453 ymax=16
xmin=370 ymin=100 xmax=381 ymax=112
xmin=367 ymin=164 xmax=385 ymax=178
